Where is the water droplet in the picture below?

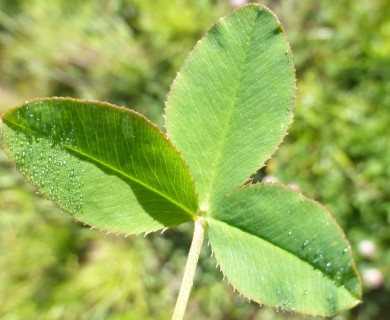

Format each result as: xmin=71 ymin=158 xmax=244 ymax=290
xmin=284 ymin=50 xmax=292 ymax=62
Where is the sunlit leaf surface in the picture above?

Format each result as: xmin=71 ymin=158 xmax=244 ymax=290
xmin=0 ymin=98 xmax=198 ymax=234
xmin=166 ymin=5 xmax=295 ymax=210
xmin=207 ymin=183 xmax=361 ymax=316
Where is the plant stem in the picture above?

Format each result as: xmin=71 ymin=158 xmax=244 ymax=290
xmin=172 ymin=217 xmax=205 ymax=320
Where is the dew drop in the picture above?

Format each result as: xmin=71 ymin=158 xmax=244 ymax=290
xmin=302 ymin=239 xmax=310 ymax=248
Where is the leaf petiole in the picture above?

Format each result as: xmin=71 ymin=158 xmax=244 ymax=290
xmin=172 ymin=217 xmax=205 ymax=320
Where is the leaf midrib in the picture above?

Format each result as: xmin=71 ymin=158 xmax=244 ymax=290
xmin=3 ymin=117 xmax=196 ymax=219
xmin=207 ymin=216 xmax=358 ymax=297
xmin=204 ymin=13 xmax=258 ymax=207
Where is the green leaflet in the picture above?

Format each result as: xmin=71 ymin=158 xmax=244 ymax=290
xmin=0 ymin=98 xmax=198 ymax=234
xmin=165 ymin=5 xmax=295 ymax=210
xmin=207 ymin=184 xmax=361 ymax=316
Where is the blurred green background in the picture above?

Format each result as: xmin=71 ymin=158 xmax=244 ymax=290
xmin=0 ymin=0 xmax=389 ymax=319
